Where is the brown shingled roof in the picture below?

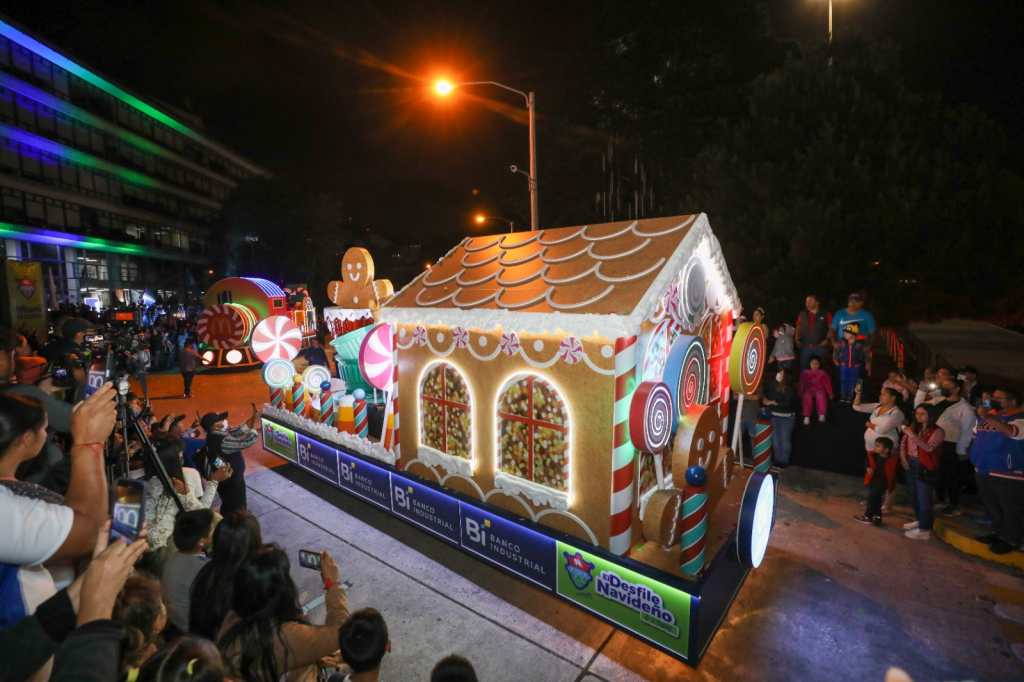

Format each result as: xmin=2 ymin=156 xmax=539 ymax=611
xmin=387 ymin=214 xmax=698 ymax=315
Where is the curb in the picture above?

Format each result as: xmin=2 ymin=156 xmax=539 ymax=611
xmin=933 ymin=519 xmax=1024 ymax=570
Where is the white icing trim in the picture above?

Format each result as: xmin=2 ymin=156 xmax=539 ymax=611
xmin=633 ymin=214 xmax=696 ymax=237
xmin=416 ymin=446 xmax=473 ymax=477
xmin=462 ymin=236 xmax=501 ymax=252
xmin=383 ymin=307 xmax=627 ymax=343
xmin=323 ymin=307 xmax=375 ymax=322
xmin=493 ymin=471 xmax=568 ymax=511
xmin=422 ymin=267 xmax=463 ymax=287
xmin=496 ymin=287 xmax=551 ymax=310
xmin=538 ymin=226 xmax=585 ymax=245
xmin=535 ymin=508 xmax=599 ymax=546
xmin=595 ymin=257 xmax=666 ymax=283
xmin=499 ymin=232 xmax=540 ymax=248
xmin=262 ymin=406 xmax=397 ymax=466
xmin=581 ymin=220 xmax=637 ymax=241
xmin=415 ymin=288 xmax=457 ymax=306
xmin=545 ymin=285 xmax=614 ymax=311
xmin=456 ymin=269 xmax=497 ymax=287
xmin=403 ymin=457 xmax=442 ymax=483
xmin=453 ymin=289 xmax=500 ymax=308
xmin=541 ymin=244 xmax=590 ymax=264
xmin=499 ymin=248 xmax=543 ymax=266
xmin=496 ymin=265 xmax=546 ymax=287
xmin=483 ymin=489 xmax=537 ymax=520
xmin=460 ymin=251 xmax=500 ymax=268
xmin=589 ymin=238 xmax=651 ymax=261
xmin=543 ymin=263 xmax=598 ymax=285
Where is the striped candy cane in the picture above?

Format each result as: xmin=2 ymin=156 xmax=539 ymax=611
xmin=354 ymin=399 xmax=368 ymax=438
xmin=309 ymin=388 xmax=322 ymax=423
xmin=291 ymin=376 xmax=305 ymax=418
xmin=609 ymin=335 xmax=638 ymax=556
xmin=270 ymin=386 xmax=283 ymax=409
xmin=680 ymin=465 xmax=708 ymax=577
xmin=391 ymin=333 xmax=400 ymax=457
xmin=319 ymin=381 xmax=335 ymax=425
xmin=752 ymin=418 xmax=773 ymax=473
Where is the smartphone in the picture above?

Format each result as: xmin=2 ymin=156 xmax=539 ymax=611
xmin=298 ymin=549 xmax=322 ymax=570
xmin=111 ymin=479 xmax=146 ymax=542
xmin=983 ymin=399 xmax=992 ymax=409
xmin=211 ymin=457 xmax=226 ymax=470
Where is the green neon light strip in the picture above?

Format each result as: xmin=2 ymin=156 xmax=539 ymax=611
xmin=0 ymin=122 xmax=223 ymax=208
xmin=0 ymin=221 xmax=206 ymax=263
xmin=0 ymin=19 xmax=266 ymax=176
xmin=0 ymin=72 xmax=235 ymax=187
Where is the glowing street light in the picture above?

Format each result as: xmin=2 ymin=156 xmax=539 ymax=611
xmin=432 ymin=77 xmax=539 ymax=230
xmin=473 ymin=212 xmax=515 ymax=233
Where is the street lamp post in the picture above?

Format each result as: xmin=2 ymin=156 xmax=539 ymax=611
xmin=827 ymin=0 xmax=833 ymax=46
xmin=474 ymin=213 xmax=515 ymax=233
xmin=434 ymin=79 xmax=539 ymax=230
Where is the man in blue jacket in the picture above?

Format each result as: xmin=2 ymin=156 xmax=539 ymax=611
xmin=970 ymin=388 xmax=1024 ymax=554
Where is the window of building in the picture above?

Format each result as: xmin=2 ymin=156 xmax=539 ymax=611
xmin=56 ymin=114 xmax=73 ymax=142
xmin=16 ymin=96 xmax=34 ymax=128
xmin=496 ymin=374 xmax=569 ymax=491
xmin=0 ymin=141 xmax=18 ymax=173
xmin=32 ymin=55 xmax=52 ymax=84
xmin=120 ymin=260 xmax=139 ymax=282
xmin=45 ymin=198 xmax=64 ymax=226
xmin=53 ymin=68 xmax=69 ymax=97
xmin=25 ymin=194 xmax=44 ymax=221
xmin=2 ymin=188 xmax=24 ymax=219
xmin=0 ymin=37 xmax=9 ymax=66
xmin=12 ymin=45 xmax=31 ymax=75
xmin=65 ymin=204 xmax=80 ymax=228
xmin=0 ymin=89 xmax=13 ymax=120
xmin=21 ymin=150 xmax=41 ymax=179
xmin=42 ymin=153 xmax=59 ymax=184
xmin=60 ymin=161 xmax=77 ymax=189
xmin=419 ymin=362 xmax=471 ymax=460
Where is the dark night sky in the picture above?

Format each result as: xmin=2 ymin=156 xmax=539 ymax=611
xmin=6 ymin=1 xmax=1023 ymax=241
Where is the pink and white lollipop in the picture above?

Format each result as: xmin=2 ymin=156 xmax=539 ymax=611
xmin=251 ymin=315 xmax=302 ymax=362
xmin=358 ymin=323 xmax=393 ymax=391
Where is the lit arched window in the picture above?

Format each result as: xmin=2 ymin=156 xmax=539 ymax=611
xmin=497 ymin=375 xmax=569 ymax=491
xmin=419 ymin=362 xmax=471 ymax=459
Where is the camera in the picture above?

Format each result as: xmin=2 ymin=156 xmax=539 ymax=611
xmin=509 ymin=164 xmax=519 ymax=174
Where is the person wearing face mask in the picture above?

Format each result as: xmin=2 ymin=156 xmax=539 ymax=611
xmin=761 ymin=367 xmax=798 ymax=466
xmin=200 ymin=408 xmax=259 ymax=515
xmin=970 ymin=389 xmax=1024 ymax=555
xmin=931 ymin=379 xmax=976 ymax=516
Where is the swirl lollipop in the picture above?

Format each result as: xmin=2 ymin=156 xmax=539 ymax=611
xmin=629 ymin=381 xmax=673 ymax=454
xmin=728 ymin=322 xmax=766 ymax=396
xmin=252 ymin=315 xmax=302 ymax=362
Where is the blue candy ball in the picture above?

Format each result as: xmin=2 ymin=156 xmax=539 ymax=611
xmin=685 ymin=465 xmax=707 ymax=487
xmin=320 ymin=380 xmax=331 ymax=391
xmin=353 ymin=388 xmax=366 ymax=400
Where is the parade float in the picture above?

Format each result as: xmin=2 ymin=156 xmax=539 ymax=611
xmin=258 ymin=215 xmax=775 ymax=664
xmin=196 ymin=277 xmax=317 ymax=369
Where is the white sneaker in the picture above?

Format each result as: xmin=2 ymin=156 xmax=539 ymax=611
xmin=904 ymin=529 xmax=931 ymax=540
xmin=803 ymin=417 xmax=810 ymax=426
xmin=902 ymin=520 xmax=919 ymax=530
xmin=818 ymin=414 xmax=826 ymax=423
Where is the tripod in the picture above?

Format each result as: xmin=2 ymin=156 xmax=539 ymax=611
xmin=107 ymin=373 xmax=185 ymax=514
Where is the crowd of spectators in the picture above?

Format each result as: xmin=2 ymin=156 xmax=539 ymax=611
xmin=0 ymin=322 xmax=481 ymax=680
xmin=752 ymin=293 xmax=1023 ymax=553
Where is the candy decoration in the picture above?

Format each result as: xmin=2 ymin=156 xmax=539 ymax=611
xmin=662 ymin=334 xmax=709 ymax=427
xmin=269 ymin=386 xmax=283 ymax=409
xmin=680 ymin=465 xmax=708 ymax=577
xmin=319 ymin=380 xmax=334 ymax=425
xmin=338 ymin=395 xmax=355 ymax=433
xmin=412 ymin=326 xmax=427 ymax=347
xmin=452 ymin=326 xmax=469 ymax=349
xmin=391 ymin=337 xmax=400 ymax=456
xmin=672 ymin=404 xmax=720 ymax=488
xmin=557 ymin=336 xmax=584 ymax=365
xmin=499 ymin=332 xmax=521 ymax=356
xmin=358 ymin=323 xmax=393 ymax=391
xmin=291 ymin=375 xmax=305 ymax=418
xmin=679 ymin=257 xmax=708 ymax=329
xmin=628 ymin=381 xmax=673 ymax=454
xmin=354 ymin=399 xmax=368 ymax=438
xmin=642 ymin=489 xmax=682 ymax=548
xmin=728 ymin=322 xmax=766 ymax=396
xmin=302 ymin=365 xmax=332 ymax=393
xmin=252 ymin=315 xmax=303 ymax=362
xmin=262 ymin=358 xmax=295 ymax=388
xmin=609 ymin=335 xmax=638 ymax=556
xmin=752 ymin=418 xmax=773 ymax=474
xmin=197 ymin=304 xmax=252 ymax=349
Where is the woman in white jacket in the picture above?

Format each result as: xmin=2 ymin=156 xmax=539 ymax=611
xmin=854 ymin=386 xmax=906 ymax=511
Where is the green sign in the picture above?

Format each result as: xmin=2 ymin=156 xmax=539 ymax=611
xmin=261 ymin=418 xmax=297 ymax=462
xmin=556 ymin=541 xmax=691 ymax=659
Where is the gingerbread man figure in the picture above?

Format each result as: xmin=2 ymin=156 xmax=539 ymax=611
xmin=327 ymin=247 xmax=394 ymax=309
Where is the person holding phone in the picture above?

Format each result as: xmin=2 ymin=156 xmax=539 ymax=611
xmin=970 ymin=388 xmax=1024 ymax=554
xmin=218 ymin=545 xmax=349 ymax=682
xmin=200 ymin=407 xmax=259 ymax=516
xmin=0 ymin=384 xmax=116 ymax=629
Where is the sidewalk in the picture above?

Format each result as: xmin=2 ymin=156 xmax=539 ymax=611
xmin=934 ymin=515 xmax=1024 ymax=571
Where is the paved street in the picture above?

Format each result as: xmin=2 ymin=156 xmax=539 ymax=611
xmin=138 ymin=370 xmax=1024 ymax=681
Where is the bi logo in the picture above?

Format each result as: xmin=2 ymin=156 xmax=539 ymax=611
xmin=393 ymin=485 xmax=414 ymax=511
xmin=463 ymin=517 xmax=492 ymax=548
xmin=340 ymin=460 xmax=356 ymax=484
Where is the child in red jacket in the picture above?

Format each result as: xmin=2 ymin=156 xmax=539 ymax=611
xmin=855 ymin=436 xmax=897 ymax=526
xmin=799 ymin=356 xmax=833 ymax=424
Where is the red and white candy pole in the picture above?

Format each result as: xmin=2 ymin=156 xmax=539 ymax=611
xmin=609 ymin=335 xmax=638 ymax=556
xmin=269 ymin=386 xmax=283 ymax=409
xmin=680 ymin=465 xmax=708 ymax=577
xmin=391 ymin=333 xmax=400 ymax=457
xmin=353 ymin=391 xmax=368 ymax=439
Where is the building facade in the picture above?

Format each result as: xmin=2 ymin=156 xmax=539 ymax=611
xmin=0 ymin=17 xmax=267 ymax=310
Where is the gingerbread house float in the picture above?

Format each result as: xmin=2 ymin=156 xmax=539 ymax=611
xmin=379 ymin=213 xmax=763 ymax=576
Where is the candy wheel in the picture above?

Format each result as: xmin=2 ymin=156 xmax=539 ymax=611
xmin=671 ymin=404 xmax=720 ymax=488
xmin=662 ymin=334 xmax=709 ymax=428
xmin=358 ymin=323 xmax=394 ymax=391
xmin=198 ymin=304 xmax=248 ymax=349
xmin=262 ymin=358 xmax=295 ymax=388
xmin=628 ymin=381 xmax=673 ymax=453
xmin=302 ymin=365 xmax=332 ymax=393
xmin=252 ymin=315 xmax=302 ymax=362
xmin=728 ymin=322 xmax=766 ymax=396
